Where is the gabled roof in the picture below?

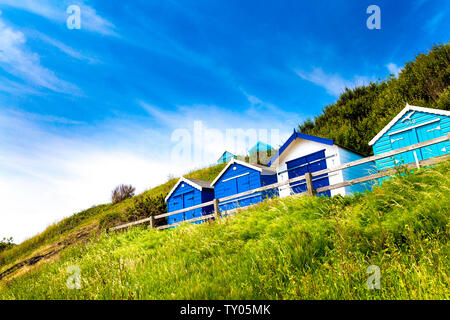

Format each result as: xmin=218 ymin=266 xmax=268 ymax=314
xmin=165 ymin=177 xmax=213 ymax=202
xmin=211 ymin=159 xmax=276 ymax=186
xmin=368 ymin=103 xmax=450 ymax=146
xmin=217 ymin=150 xmax=236 ymax=162
xmin=248 ymin=141 xmax=273 ymax=154
xmin=267 ymin=130 xmax=334 ymax=167
xmin=219 ymin=150 xmax=235 ymax=157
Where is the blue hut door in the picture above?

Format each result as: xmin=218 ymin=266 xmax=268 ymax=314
xmin=236 ymin=174 xmax=255 ymax=207
xmin=286 ymin=149 xmax=330 ymax=197
xmin=170 ymin=194 xmax=183 ymax=224
xmin=415 ymin=120 xmax=445 ymax=159
xmin=183 ymin=191 xmax=195 ymax=220
xmin=390 ymin=129 xmax=420 ymax=166
xmin=221 ymin=178 xmax=237 ymax=211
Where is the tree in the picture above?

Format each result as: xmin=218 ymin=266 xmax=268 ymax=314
xmin=0 ymin=237 xmax=14 ymax=253
xmin=111 ymin=184 xmax=136 ymax=204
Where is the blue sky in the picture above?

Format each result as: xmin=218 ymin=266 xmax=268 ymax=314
xmin=0 ymin=0 xmax=449 ymax=242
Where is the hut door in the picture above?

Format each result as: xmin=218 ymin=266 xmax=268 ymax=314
xmin=236 ymin=174 xmax=254 ymax=207
xmin=170 ymin=195 xmax=183 ymax=224
xmin=415 ymin=120 xmax=445 ymax=159
xmin=183 ymin=191 xmax=194 ymax=207
xmin=172 ymin=195 xmax=183 ymax=211
xmin=286 ymin=149 xmax=330 ymax=196
xmin=183 ymin=191 xmax=195 ymax=221
xmin=390 ymin=129 xmax=420 ymax=165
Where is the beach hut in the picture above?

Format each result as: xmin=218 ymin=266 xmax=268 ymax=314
xmin=217 ymin=151 xmax=237 ymax=164
xmin=268 ymin=130 xmax=374 ymax=197
xmin=165 ymin=177 xmax=215 ymax=226
xmin=248 ymin=141 xmax=273 ymax=165
xmin=211 ymin=159 xmax=277 ymax=212
xmin=369 ymin=104 xmax=450 ymax=171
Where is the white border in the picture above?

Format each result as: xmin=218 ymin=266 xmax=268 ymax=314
xmin=211 ymin=159 xmax=276 ymax=186
xmin=368 ymin=103 xmax=450 ymax=146
xmin=165 ymin=177 xmax=212 ymax=202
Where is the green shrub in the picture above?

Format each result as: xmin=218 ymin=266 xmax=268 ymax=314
xmin=125 ymin=194 xmax=167 ymax=226
xmin=0 ymin=238 xmax=14 ymax=254
xmin=99 ymin=212 xmax=124 ymax=230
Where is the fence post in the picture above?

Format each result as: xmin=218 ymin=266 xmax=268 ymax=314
xmin=149 ymin=215 xmax=155 ymax=229
xmin=413 ymin=151 xmax=420 ymax=169
xmin=305 ymin=172 xmax=315 ymax=196
xmin=213 ymin=199 xmax=220 ymax=220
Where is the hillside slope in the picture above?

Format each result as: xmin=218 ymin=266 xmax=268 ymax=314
xmin=0 ymin=163 xmax=226 ymax=280
xmin=1 ymin=42 xmax=449 ymax=290
xmin=1 ymin=161 xmax=448 ymax=299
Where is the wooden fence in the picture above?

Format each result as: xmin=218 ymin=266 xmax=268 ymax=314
xmin=110 ymin=133 xmax=450 ymax=232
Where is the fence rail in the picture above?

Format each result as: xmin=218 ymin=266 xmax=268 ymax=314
xmin=110 ymin=133 xmax=450 ymax=232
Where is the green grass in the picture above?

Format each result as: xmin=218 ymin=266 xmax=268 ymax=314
xmin=0 ymin=163 xmax=226 ymax=273
xmin=1 ymin=162 xmax=448 ymax=299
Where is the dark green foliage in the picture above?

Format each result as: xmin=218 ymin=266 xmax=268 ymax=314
xmin=99 ymin=212 xmax=123 ymax=230
xmin=99 ymin=194 xmax=167 ymax=230
xmin=125 ymin=194 xmax=167 ymax=226
xmin=299 ymin=43 xmax=450 ymax=155
xmin=0 ymin=238 xmax=14 ymax=253
xmin=298 ymin=119 xmax=315 ymax=133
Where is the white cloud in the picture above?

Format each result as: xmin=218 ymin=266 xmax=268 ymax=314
xmin=0 ymin=110 xmax=182 ymax=243
xmin=34 ymin=32 xmax=99 ymax=63
xmin=0 ymin=17 xmax=81 ymax=94
xmin=0 ymin=95 xmax=302 ymax=243
xmin=80 ymin=4 xmax=116 ymax=36
xmin=139 ymin=99 xmax=297 ymax=160
xmin=386 ymin=63 xmax=402 ymax=78
xmin=295 ymin=67 xmax=374 ymax=97
xmin=0 ymin=0 xmax=116 ymax=36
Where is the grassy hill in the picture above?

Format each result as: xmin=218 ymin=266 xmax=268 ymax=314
xmin=0 ymin=161 xmax=448 ymax=299
xmin=1 ymin=42 xmax=449 ymax=297
xmin=0 ymin=163 xmax=226 ymax=280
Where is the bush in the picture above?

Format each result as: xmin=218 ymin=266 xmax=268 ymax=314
xmin=111 ymin=184 xmax=135 ymax=204
xmin=99 ymin=212 xmax=124 ymax=230
xmin=125 ymin=194 xmax=167 ymax=226
xmin=0 ymin=237 xmax=14 ymax=253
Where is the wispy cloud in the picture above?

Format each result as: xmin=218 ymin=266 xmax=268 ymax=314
xmin=295 ymin=67 xmax=374 ymax=97
xmin=0 ymin=77 xmax=39 ymax=95
xmin=386 ymin=62 xmax=402 ymax=78
xmin=424 ymin=11 xmax=446 ymax=34
xmin=0 ymin=17 xmax=81 ymax=94
xmin=138 ymin=97 xmax=298 ymax=164
xmin=34 ymin=32 xmax=99 ymax=63
xmin=0 ymin=0 xmax=116 ymax=36
xmin=0 ymin=110 xmax=181 ymax=243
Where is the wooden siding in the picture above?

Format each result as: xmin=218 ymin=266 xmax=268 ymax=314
xmin=338 ymin=147 xmax=375 ymax=195
xmin=214 ymin=163 xmax=276 ymax=211
xmin=167 ymin=182 xmax=213 ymax=225
xmin=373 ymin=110 xmax=450 ymax=171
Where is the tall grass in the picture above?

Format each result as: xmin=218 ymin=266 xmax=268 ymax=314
xmin=0 ymin=163 xmax=226 ymax=272
xmin=1 ymin=162 xmax=448 ymax=299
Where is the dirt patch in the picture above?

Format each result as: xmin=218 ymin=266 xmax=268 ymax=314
xmin=0 ymin=224 xmax=97 ymax=281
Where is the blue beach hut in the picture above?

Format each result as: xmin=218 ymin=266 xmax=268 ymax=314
xmin=369 ymin=104 xmax=450 ymax=171
xmin=211 ymin=159 xmax=278 ymax=212
xmin=217 ymin=151 xmax=237 ymax=164
xmin=165 ymin=177 xmax=215 ymax=226
xmin=268 ymin=130 xmax=374 ymax=197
